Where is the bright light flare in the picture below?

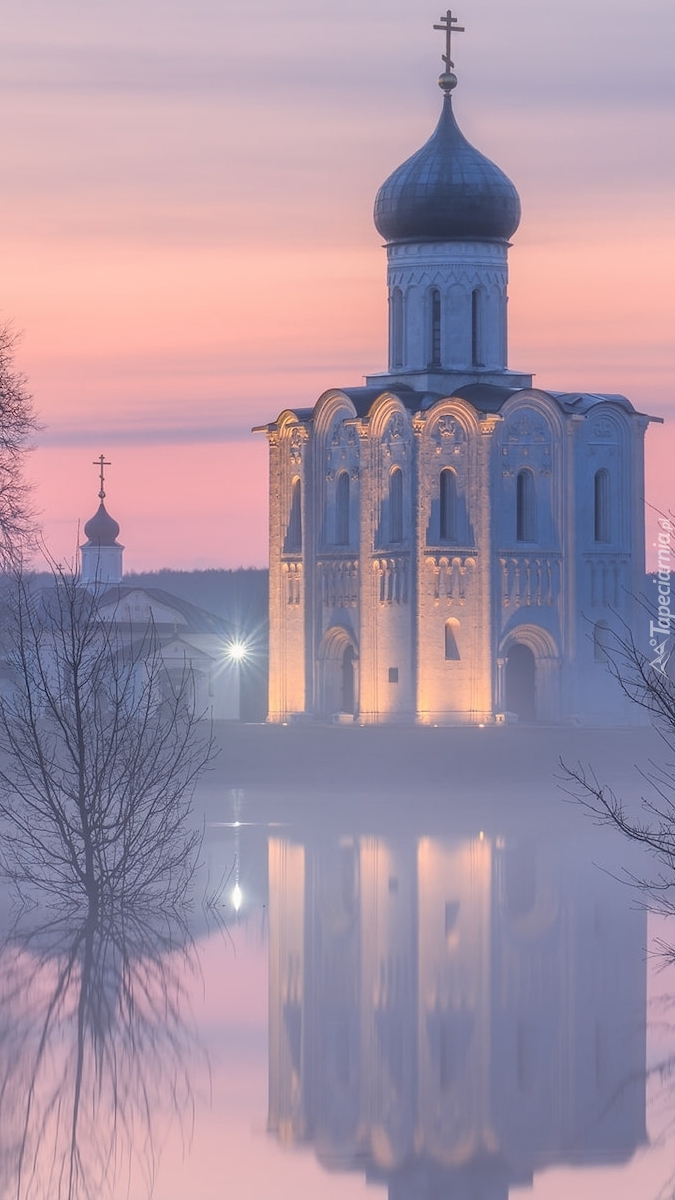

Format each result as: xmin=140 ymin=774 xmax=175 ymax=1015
xmin=226 ymin=641 xmax=248 ymax=662
xmin=232 ymin=884 xmax=243 ymax=912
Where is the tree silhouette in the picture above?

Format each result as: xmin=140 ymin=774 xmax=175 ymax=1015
xmin=0 ymin=565 xmax=215 ymax=1199
xmin=563 ymin=616 xmax=675 ymax=926
xmin=0 ymin=568 xmax=213 ymax=907
xmin=0 ymin=325 xmax=38 ymax=566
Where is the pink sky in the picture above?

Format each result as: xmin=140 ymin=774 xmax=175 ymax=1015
xmin=1 ymin=0 xmax=674 ymax=570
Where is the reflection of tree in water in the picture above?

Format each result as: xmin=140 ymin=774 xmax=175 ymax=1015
xmin=0 ymin=904 xmax=200 ymax=1200
xmin=0 ymin=570 xmax=213 ymax=1199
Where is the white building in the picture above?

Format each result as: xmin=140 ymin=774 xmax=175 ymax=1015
xmin=80 ymin=484 xmax=241 ymax=721
xmin=258 ymin=16 xmax=659 ymax=725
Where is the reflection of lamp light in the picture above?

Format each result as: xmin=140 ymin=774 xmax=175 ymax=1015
xmin=226 ymin=641 xmax=248 ymax=662
xmin=232 ymin=884 xmax=243 ymax=912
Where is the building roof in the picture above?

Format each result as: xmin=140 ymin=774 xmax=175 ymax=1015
xmin=280 ymin=383 xmax=647 ymax=425
xmin=374 ymin=94 xmax=521 ymax=245
xmin=82 ymin=501 xmax=121 ymax=547
xmin=97 ymin=585 xmax=233 ymax=636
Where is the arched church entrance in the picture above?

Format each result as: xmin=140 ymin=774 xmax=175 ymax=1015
xmin=500 ymin=625 xmax=560 ymax=723
xmin=505 ymin=643 xmax=535 ymax=722
xmin=317 ymin=627 xmax=359 ymax=719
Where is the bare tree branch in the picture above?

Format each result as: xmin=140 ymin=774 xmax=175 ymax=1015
xmin=0 ymin=562 xmax=216 ymax=1199
xmin=0 ymin=566 xmax=214 ymax=909
xmin=0 ymin=324 xmax=38 ymax=566
xmin=561 ymin=605 xmax=675 ymax=937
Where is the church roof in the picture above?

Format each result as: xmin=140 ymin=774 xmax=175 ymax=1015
xmin=450 ymin=384 xmax=640 ymax=416
xmin=264 ymin=383 xmax=656 ymax=433
xmin=374 ymin=94 xmax=521 ymax=245
xmin=97 ymin=585 xmax=233 ymax=636
xmin=83 ymin=501 xmax=121 ymax=546
xmin=338 ymin=385 xmax=420 ymax=416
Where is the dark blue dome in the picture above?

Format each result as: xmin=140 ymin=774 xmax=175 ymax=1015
xmin=83 ymin=501 xmax=120 ymax=546
xmin=374 ymin=95 xmax=521 ymax=244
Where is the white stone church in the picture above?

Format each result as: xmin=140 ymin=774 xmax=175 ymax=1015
xmin=259 ymin=14 xmax=657 ymax=726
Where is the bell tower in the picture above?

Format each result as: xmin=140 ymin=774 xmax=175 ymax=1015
xmin=79 ymin=455 xmax=124 ymax=588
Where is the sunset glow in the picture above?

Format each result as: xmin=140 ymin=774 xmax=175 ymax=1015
xmin=1 ymin=0 xmax=673 ymax=569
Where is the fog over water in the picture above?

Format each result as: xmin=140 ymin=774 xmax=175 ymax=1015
xmin=2 ymin=724 xmax=674 ymax=1199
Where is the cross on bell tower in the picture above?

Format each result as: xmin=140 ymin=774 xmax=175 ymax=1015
xmin=94 ymin=454 xmax=111 ymax=501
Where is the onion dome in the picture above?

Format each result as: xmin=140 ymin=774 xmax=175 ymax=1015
xmin=83 ymin=501 xmax=120 ymax=546
xmin=374 ymin=92 xmax=521 ymax=244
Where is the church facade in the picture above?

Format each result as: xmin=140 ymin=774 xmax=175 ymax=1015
xmin=259 ymin=16 xmax=656 ymax=726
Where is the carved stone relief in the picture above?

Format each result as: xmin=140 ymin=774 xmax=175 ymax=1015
xmin=592 ymin=417 xmax=616 ymax=441
xmin=289 ymin=426 xmax=307 ymax=465
xmin=506 ymin=414 xmax=549 ymax=444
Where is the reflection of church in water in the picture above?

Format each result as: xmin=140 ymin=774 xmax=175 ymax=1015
xmin=258 ymin=12 xmax=658 ymax=725
xmin=267 ymin=829 xmax=646 ymax=1199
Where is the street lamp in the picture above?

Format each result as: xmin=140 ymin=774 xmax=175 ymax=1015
xmin=226 ymin=640 xmax=248 ymax=663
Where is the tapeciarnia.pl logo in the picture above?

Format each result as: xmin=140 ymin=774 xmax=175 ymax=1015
xmin=650 ymin=517 xmax=673 ymax=676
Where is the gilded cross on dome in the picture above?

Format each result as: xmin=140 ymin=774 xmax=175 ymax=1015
xmin=433 ymin=9 xmax=465 ymax=71
xmin=93 ymin=454 xmax=111 ymax=501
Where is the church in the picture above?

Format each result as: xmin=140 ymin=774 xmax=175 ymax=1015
xmin=258 ymin=12 xmax=657 ymax=726
xmin=78 ymin=461 xmax=242 ymax=722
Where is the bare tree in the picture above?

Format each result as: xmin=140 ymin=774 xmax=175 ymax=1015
xmin=0 ymin=325 xmax=38 ymax=566
xmin=0 ymin=567 xmax=213 ymax=908
xmin=0 ymin=565 xmax=216 ymax=1199
xmin=562 ymin=616 xmax=675 ymax=925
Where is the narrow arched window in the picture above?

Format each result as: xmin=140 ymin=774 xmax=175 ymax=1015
xmin=516 ymin=469 xmax=536 ymax=543
xmin=471 ymin=288 xmax=482 ymax=367
xmin=389 ymin=467 xmax=403 ymax=543
xmin=430 ymin=289 xmax=442 ymax=368
xmin=286 ymin=477 xmax=302 ymax=551
xmin=445 ymin=618 xmax=460 ymax=661
xmin=391 ymin=287 xmax=403 ymax=370
xmin=335 ymin=471 xmax=350 ymax=545
xmin=440 ymin=468 xmax=457 ymax=542
xmin=594 ymin=469 xmax=610 ymax=543
xmin=593 ymin=620 xmax=610 ymax=663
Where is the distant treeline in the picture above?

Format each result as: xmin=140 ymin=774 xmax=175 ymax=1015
xmin=123 ymin=567 xmax=269 ymax=629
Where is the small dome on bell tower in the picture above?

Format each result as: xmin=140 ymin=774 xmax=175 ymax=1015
xmin=80 ymin=455 xmax=124 ymax=588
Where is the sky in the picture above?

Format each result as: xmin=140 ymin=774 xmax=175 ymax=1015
xmin=1 ymin=0 xmax=674 ymax=570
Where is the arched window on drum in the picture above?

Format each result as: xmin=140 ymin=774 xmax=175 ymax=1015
xmin=471 ymin=288 xmax=483 ymax=368
xmin=430 ymin=288 xmax=442 ymax=368
xmin=391 ymin=287 xmax=404 ymax=370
